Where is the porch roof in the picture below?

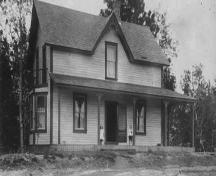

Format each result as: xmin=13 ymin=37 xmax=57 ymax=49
xmin=51 ymin=73 xmax=195 ymax=103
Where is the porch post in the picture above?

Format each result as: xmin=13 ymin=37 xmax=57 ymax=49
xmin=58 ymin=87 xmax=61 ymax=144
xmin=97 ymin=94 xmax=102 ymax=145
xmin=192 ymin=102 xmax=195 ymax=147
xmin=133 ymin=98 xmax=136 ymax=146
xmin=164 ymin=101 xmax=169 ymax=146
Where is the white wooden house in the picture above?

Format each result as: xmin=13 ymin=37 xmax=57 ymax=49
xmin=27 ymin=0 xmax=195 ymax=149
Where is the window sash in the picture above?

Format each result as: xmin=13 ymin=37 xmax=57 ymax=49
xmin=36 ymin=95 xmax=46 ymax=131
xmin=107 ymin=61 xmax=116 ymax=78
xmin=105 ymin=42 xmax=117 ymax=79
xmin=73 ymin=94 xmax=87 ymax=133
xmin=36 ymin=112 xmax=46 ymax=130
xmin=31 ymin=94 xmax=47 ymax=132
xmin=135 ymin=101 xmax=146 ymax=134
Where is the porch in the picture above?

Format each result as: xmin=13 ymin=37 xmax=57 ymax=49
xmin=48 ymin=73 xmax=195 ymax=147
xmin=28 ymin=144 xmax=195 ymax=154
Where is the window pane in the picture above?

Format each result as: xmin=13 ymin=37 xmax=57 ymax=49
xmin=37 ymin=96 xmax=45 ymax=108
xmin=136 ymin=103 xmax=145 ymax=133
xmin=107 ymin=44 xmax=116 ymax=62
xmin=74 ymin=95 xmax=86 ymax=130
xmin=37 ymin=112 xmax=45 ymax=129
xmin=107 ymin=61 xmax=115 ymax=78
xmin=118 ymin=105 xmax=126 ymax=131
xmin=106 ymin=43 xmax=117 ymax=79
xmin=36 ymin=95 xmax=46 ymax=130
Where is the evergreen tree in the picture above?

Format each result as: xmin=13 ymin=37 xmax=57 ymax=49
xmin=0 ymin=0 xmax=32 ymax=151
xmin=169 ymin=64 xmax=216 ymax=151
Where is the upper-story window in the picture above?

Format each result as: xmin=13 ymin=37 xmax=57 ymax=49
xmin=35 ymin=47 xmax=39 ymax=85
xmin=35 ymin=46 xmax=47 ymax=86
xmin=105 ymin=42 xmax=118 ymax=80
xmin=42 ymin=45 xmax=47 ymax=84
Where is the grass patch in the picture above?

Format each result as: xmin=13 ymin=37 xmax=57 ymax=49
xmin=0 ymin=153 xmax=42 ymax=169
xmin=1 ymin=150 xmax=216 ymax=171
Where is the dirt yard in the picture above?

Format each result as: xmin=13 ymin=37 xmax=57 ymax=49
xmin=0 ymin=151 xmax=216 ymax=176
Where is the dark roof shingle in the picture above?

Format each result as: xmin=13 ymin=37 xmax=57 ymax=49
xmin=34 ymin=0 xmax=169 ymax=66
xmin=51 ymin=73 xmax=195 ymax=102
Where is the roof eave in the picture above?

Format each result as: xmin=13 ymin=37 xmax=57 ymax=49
xmin=50 ymin=73 xmax=195 ymax=103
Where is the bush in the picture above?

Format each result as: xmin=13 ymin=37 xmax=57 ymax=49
xmin=0 ymin=153 xmax=38 ymax=167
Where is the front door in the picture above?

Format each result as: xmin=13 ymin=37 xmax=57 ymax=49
xmin=118 ymin=105 xmax=127 ymax=143
xmin=105 ymin=101 xmax=118 ymax=144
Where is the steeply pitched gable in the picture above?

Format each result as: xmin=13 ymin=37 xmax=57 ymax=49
xmin=30 ymin=0 xmax=169 ymax=66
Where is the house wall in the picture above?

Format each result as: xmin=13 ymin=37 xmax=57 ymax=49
xmin=53 ymin=86 xmax=99 ymax=144
xmin=52 ymin=30 xmax=161 ymax=87
xmin=51 ymin=86 xmax=161 ymax=146
xmin=135 ymin=99 xmax=161 ymax=146
xmin=30 ymin=25 xmax=162 ymax=146
xmin=29 ymin=25 xmax=50 ymax=145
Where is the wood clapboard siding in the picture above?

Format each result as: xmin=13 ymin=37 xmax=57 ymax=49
xmin=53 ymin=87 xmax=98 ymax=145
xmin=135 ymin=99 xmax=161 ymax=146
xmin=53 ymin=30 xmax=161 ymax=87
xmin=53 ymin=89 xmax=161 ymax=146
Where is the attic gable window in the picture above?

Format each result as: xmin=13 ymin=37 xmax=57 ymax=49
xmin=105 ymin=42 xmax=118 ymax=80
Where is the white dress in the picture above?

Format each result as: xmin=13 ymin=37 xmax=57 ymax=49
xmin=100 ymin=128 xmax=104 ymax=141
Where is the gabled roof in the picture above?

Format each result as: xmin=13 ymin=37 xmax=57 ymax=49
xmin=51 ymin=73 xmax=195 ymax=103
xmin=31 ymin=0 xmax=169 ymax=66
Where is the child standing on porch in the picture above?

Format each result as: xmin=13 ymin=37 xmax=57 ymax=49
xmin=128 ymin=125 xmax=133 ymax=145
xmin=100 ymin=125 xmax=104 ymax=145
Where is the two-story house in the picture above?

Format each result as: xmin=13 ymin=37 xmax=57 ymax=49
xmin=27 ymin=0 xmax=195 ymax=150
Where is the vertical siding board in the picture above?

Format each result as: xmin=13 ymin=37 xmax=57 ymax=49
xmin=50 ymin=46 xmax=53 ymax=144
xmin=52 ymin=86 xmax=58 ymax=144
xmin=58 ymin=87 xmax=61 ymax=144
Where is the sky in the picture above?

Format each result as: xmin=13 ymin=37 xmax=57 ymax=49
xmin=41 ymin=0 xmax=216 ymax=91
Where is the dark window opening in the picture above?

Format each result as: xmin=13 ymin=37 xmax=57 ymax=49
xmin=42 ymin=46 xmax=47 ymax=84
xmin=105 ymin=42 xmax=117 ymax=80
xmin=30 ymin=93 xmax=47 ymax=133
xmin=73 ymin=93 xmax=87 ymax=133
xmin=135 ymin=100 xmax=146 ymax=135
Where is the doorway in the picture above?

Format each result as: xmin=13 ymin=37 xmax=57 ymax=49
xmin=105 ymin=101 xmax=118 ymax=144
